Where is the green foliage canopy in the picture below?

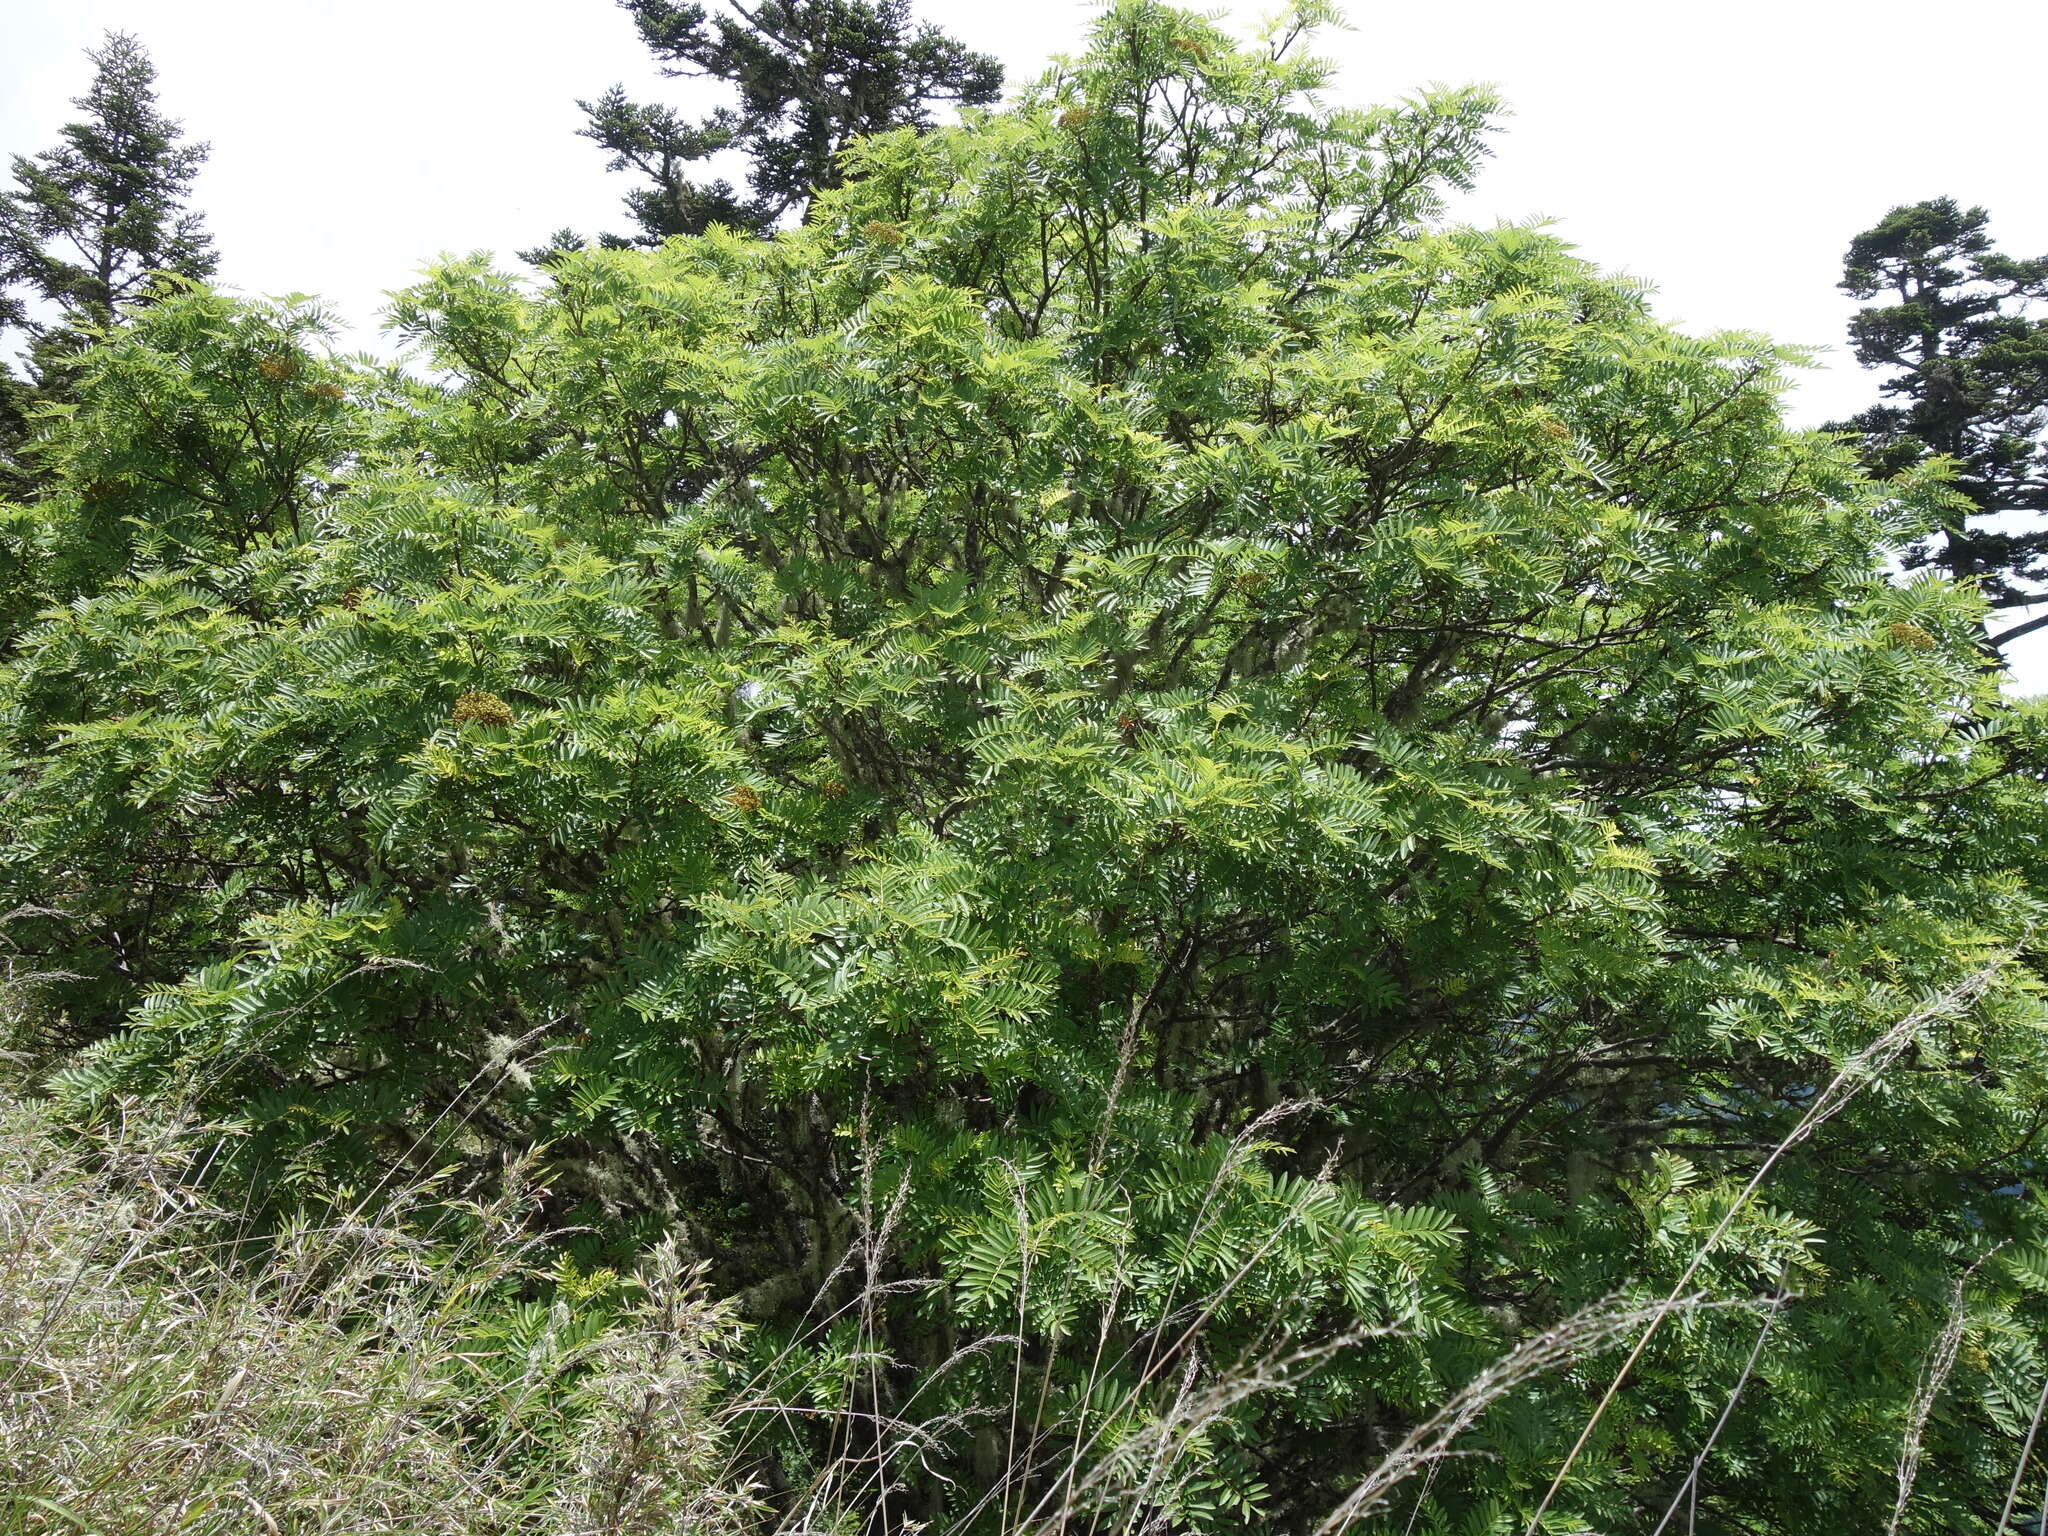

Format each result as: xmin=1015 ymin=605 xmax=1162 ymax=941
xmin=5 ymin=6 xmax=2048 ymax=1530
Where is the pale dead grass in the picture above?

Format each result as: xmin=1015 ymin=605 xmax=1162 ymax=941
xmin=0 ymin=1095 xmax=760 ymax=1535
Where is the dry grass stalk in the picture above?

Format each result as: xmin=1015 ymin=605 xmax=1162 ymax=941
xmin=1886 ymin=1249 xmax=2002 ymax=1536
xmin=1520 ymin=954 xmax=2016 ymax=1536
xmin=0 ymin=1093 xmax=758 ymax=1536
xmin=1315 ymin=1293 xmax=1757 ymax=1536
xmin=1646 ymin=1288 xmax=1786 ymax=1536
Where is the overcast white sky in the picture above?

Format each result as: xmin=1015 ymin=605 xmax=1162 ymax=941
xmin=6 ymin=0 xmax=2048 ymax=674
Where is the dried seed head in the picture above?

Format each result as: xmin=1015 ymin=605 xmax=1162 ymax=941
xmin=725 ymin=785 xmax=763 ymax=813
xmin=818 ymin=779 xmax=848 ymax=799
xmin=256 ymin=353 xmax=300 ymax=382
xmin=451 ymin=690 xmax=515 ymax=728
xmin=861 ymin=219 xmax=905 ymax=247
xmin=304 ymin=382 xmax=346 ymax=403
xmin=1057 ymin=106 xmax=1095 ymax=131
xmin=1885 ymin=621 xmax=1937 ymax=652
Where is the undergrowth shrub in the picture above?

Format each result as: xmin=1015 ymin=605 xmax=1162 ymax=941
xmin=0 ymin=1088 xmax=1795 ymax=1536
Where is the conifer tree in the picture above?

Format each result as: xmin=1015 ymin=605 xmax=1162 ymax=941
xmin=570 ymin=0 xmax=1001 ymax=244
xmin=0 ymin=30 xmax=214 ymax=500
xmin=0 ymin=31 xmax=215 ymax=380
xmin=1834 ymin=199 xmax=2048 ymax=649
